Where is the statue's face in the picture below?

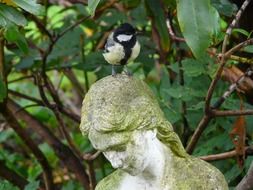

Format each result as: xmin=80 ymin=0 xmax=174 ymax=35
xmin=89 ymin=130 xmax=154 ymax=176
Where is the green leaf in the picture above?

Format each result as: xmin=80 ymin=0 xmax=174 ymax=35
xmin=194 ymin=133 xmax=230 ymax=155
xmin=28 ymin=165 xmax=42 ymax=181
xmin=0 ymin=128 xmax=14 ymax=143
xmin=182 ymin=58 xmax=206 ymax=77
xmin=99 ymin=8 xmax=127 ymax=26
xmin=145 ymin=0 xmax=170 ymax=51
xmin=161 ymin=104 xmax=181 ymax=124
xmin=159 ymin=66 xmax=172 ymax=102
xmin=24 ymin=181 xmax=40 ymax=190
xmin=62 ymin=180 xmax=83 ymax=190
xmin=224 ymin=164 xmax=243 ymax=183
xmin=177 ymin=0 xmax=220 ymax=59
xmin=39 ymin=143 xmax=58 ymax=167
xmin=0 ymin=180 xmax=19 ymax=190
xmin=0 ymin=77 xmax=7 ymax=103
xmin=163 ymin=84 xmax=205 ymax=102
xmin=62 ymin=181 xmax=75 ymax=190
xmin=12 ymin=0 xmax=44 ymax=15
xmin=211 ymin=0 xmax=237 ymax=17
xmin=123 ymin=0 xmax=141 ymax=8
xmin=0 ymin=4 xmax=27 ymax=26
xmin=75 ymin=52 xmax=104 ymax=71
xmin=15 ymin=56 xmax=34 ymax=70
xmin=187 ymin=101 xmax=205 ymax=111
xmin=88 ymin=0 xmax=101 ymax=17
xmin=4 ymin=25 xmax=29 ymax=54
xmin=0 ymin=16 xmax=7 ymax=27
xmin=232 ymin=28 xmax=250 ymax=37
xmin=164 ymin=86 xmax=184 ymax=99
xmin=243 ymin=45 xmax=253 ymax=53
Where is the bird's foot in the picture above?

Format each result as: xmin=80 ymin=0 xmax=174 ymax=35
xmin=112 ymin=65 xmax=117 ymax=77
xmin=123 ymin=70 xmax=132 ymax=77
xmin=123 ymin=66 xmax=132 ymax=77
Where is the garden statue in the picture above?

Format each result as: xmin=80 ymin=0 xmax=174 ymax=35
xmin=79 ymin=74 xmax=228 ymax=190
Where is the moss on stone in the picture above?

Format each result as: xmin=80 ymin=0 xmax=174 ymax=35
xmin=80 ymin=74 xmax=228 ymax=190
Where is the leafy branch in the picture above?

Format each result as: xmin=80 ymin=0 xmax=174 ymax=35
xmin=186 ymin=0 xmax=253 ymax=154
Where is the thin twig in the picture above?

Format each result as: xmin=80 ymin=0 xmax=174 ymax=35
xmin=0 ymin=29 xmax=4 ymax=80
xmin=83 ymin=151 xmax=101 ymax=161
xmin=56 ymin=72 xmax=64 ymax=92
xmin=205 ymin=0 xmax=252 ymax=113
xmin=186 ymin=0 xmax=252 ymax=154
xmin=9 ymin=89 xmax=81 ymax=123
xmin=166 ymin=16 xmax=186 ymax=42
xmin=87 ymin=161 xmax=96 ymax=190
xmin=213 ymin=109 xmax=253 ymax=117
xmin=94 ymin=0 xmax=118 ymax=19
xmin=0 ymin=160 xmax=28 ymax=189
xmin=211 ymin=66 xmax=253 ymax=109
xmin=8 ymin=75 xmax=34 ymax=83
xmin=225 ymin=38 xmax=253 ymax=58
xmin=0 ymin=29 xmax=7 ymax=107
xmin=37 ymin=74 xmax=82 ymax=123
xmin=36 ymin=14 xmax=89 ymax=124
xmin=44 ymin=76 xmax=63 ymax=107
xmin=53 ymin=107 xmax=83 ymax=161
xmin=84 ymin=150 xmax=101 ymax=189
xmin=29 ymin=14 xmax=53 ymax=42
xmin=14 ymin=104 xmax=41 ymax=114
xmin=199 ymin=146 xmax=253 ymax=161
xmin=80 ymin=34 xmax=89 ymax=92
xmin=95 ymin=31 xmax=111 ymax=51
xmin=8 ymin=89 xmax=44 ymax=105
xmin=38 ymin=72 xmax=82 ymax=159
xmin=228 ymin=55 xmax=253 ymax=64
xmin=172 ymin=23 xmax=190 ymax=145
xmin=63 ymin=68 xmax=85 ymax=97
xmin=60 ymin=106 xmax=80 ymax=123
xmin=2 ymin=106 xmax=54 ymax=190
xmin=7 ymin=99 xmax=90 ymax=189
xmin=35 ymin=73 xmax=52 ymax=107
xmin=50 ymin=0 xmax=87 ymax=6
xmin=186 ymin=115 xmax=212 ymax=153
xmin=236 ymin=161 xmax=253 ymax=190
xmin=57 ymin=15 xmax=90 ymax=40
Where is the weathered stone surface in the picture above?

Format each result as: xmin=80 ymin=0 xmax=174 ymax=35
xmin=80 ymin=74 xmax=228 ymax=190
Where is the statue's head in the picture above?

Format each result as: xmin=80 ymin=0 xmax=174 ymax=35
xmin=80 ymin=75 xmax=188 ymax=175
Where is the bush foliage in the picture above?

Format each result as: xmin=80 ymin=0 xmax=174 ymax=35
xmin=0 ymin=0 xmax=253 ymax=189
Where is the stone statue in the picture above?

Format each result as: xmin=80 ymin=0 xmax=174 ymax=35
xmin=79 ymin=74 xmax=228 ymax=190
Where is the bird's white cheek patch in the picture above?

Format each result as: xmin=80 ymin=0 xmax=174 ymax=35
xmin=117 ymin=34 xmax=133 ymax=42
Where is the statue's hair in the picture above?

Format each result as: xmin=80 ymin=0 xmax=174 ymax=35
xmin=80 ymin=75 xmax=188 ymax=158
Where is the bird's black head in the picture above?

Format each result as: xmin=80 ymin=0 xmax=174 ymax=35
xmin=114 ymin=23 xmax=136 ymax=36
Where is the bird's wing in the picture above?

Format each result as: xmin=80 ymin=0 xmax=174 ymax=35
xmin=104 ymin=34 xmax=115 ymax=53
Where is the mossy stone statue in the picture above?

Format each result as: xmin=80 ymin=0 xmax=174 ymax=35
xmin=80 ymin=74 xmax=228 ymax=190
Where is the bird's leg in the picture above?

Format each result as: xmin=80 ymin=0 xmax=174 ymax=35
xmin=123 ymin=65 xmax=132 ymax=76
xmin=112 ymin=65 xmax=116 ymax=76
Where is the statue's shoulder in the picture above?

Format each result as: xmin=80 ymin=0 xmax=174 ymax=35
xmin=95 ymin=169 xmax=126 ymax=190
xmin=172 ymin=157 xmax=228 ymax=190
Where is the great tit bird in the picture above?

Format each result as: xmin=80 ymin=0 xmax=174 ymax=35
xmin=103 ymin=23 xmax=140 ymax=76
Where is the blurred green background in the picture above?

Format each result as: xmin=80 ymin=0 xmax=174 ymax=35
xmin=0 ymin=0 xmax=253 ymax=189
